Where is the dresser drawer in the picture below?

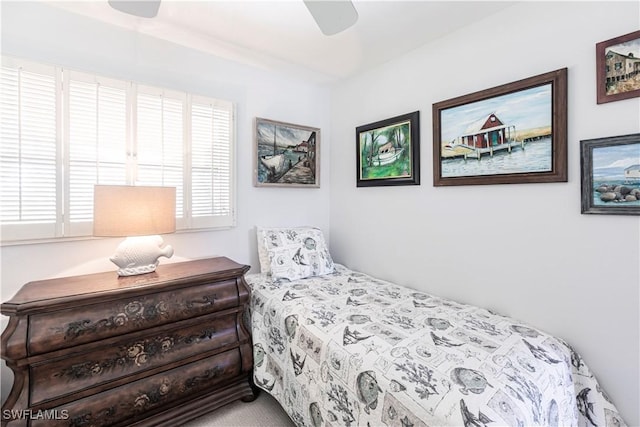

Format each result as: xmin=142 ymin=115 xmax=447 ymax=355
xmin=28 ymin=279 xmax=240 ymax=355
xmin=29 ymin=312 xmax=239 ymax=405
xmin=31 ymin=349 xmax=242 ymax=427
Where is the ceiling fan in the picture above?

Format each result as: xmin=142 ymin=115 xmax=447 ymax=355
xmin=108 ymin=0 xmax=160 ymax=19
xmin=108 ymin=0 xmax=358 ymax=36
xmin=302 ymin=0 xmax=359 ymax=36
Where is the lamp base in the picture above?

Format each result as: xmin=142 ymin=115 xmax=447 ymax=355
xmin=110 ymin=235 xmax=174 ymax=277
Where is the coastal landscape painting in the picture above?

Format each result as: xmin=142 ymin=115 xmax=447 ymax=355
xmin=597 ymin=30 xmax=640 ymax=104
xmin=254 ymin=118 xmax=319 ymax=187
xmin=356 ymin=111 xmax=420 ymax=187
xmin=581 ymin=134 xmax=640 ymax=215
xmin=433 ymin=68 xmax=567 ymax=186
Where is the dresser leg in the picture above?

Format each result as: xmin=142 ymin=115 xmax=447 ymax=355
xmin=241 ymin=373 xmax=261 ymax=402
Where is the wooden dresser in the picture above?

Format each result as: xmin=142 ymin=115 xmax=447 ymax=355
xmin=1 ymin=257 xmax=257 ymax=427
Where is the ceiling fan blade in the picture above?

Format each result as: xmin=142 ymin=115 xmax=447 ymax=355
xmin=303 ymin=0 xmax=358 ymax=36
xmin=108 ymin=0 xmax=161 ymax=18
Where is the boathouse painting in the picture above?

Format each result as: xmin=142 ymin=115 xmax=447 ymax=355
xmin=254 ymin=117 xmax=320 ymax=188
xmin=437 ymin=83 xmax=553 ymax=178
xmin=445 ymin=112 xmax=522 ymax=157
xmin=433 ymin=68 xmax=567 ymax=186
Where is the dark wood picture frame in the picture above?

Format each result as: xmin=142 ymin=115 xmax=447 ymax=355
xmin=596 ymin=30 xmax=640 ymax=104
xmin=432 ymin=68 xmax=567 ymax=186
xmin=580 ymin=133 xmax=640 ymax=215
xmin=356 ymin=111 xmax=420 ymax=187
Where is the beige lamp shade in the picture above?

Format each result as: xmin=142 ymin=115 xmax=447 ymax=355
xmin=93 ymin=185 xmax=176 ymax=237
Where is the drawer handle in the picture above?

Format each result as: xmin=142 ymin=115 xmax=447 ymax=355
xmin=184 ymin=366 xmax=224 ymax=389
xmin=70 ymin=406 xmax=117 ymax=427
xmin=186 ymin=294 xmax=217 ymax=308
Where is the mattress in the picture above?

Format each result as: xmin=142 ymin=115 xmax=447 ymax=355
xmin=246 ymin=264 xmax=625 ymax=426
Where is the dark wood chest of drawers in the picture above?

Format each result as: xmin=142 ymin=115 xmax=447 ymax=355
xmin=1 ymin=257 xmax=257 ymax=426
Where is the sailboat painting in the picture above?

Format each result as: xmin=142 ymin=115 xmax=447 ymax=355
xmin=254 ymin=118 xmax=320 ymax=187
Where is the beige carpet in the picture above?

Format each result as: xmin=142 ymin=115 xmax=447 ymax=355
xmin=181 ymin=392 xmax=294 ymax=427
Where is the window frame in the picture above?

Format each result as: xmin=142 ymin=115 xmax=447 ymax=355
xmin=0 ymin=56 xmax=236 ymax=245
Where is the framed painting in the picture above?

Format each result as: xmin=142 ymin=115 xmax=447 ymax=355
xmin=254 ymin=117 xmax=320 ymax=188
xmin=432 ymin=68 xmax=567 ymax=186
xmin=356 ymin=111 xmax=420 ymax=187
xmin=596 ymin=30 xmax=640 ymax=104
xmin=580 ymin=133 xmax=640 ymax=215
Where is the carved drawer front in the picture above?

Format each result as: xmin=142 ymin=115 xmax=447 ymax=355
xmin=28 ymin=279 xmax=239 ymax=355
xmin=29 ymin=312 xmax=238 ymax=405
xmin=31 ymin=349 xmax=242 ymax=427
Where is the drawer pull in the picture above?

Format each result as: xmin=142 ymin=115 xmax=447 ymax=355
xmin=184 ymin=366 xmax=224 ymax=389
xmin=69 ymin=406 xmax=116 ymax=427
xmin=185 ymin=294 xmax=217 ymax=308
xmin=134 ymin=378 xmax=172 ymax=410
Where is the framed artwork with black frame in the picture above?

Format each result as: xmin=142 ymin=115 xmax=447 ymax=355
xmin=356 ymin=111 xmax=420 ymax=187
xmin=432 ymin=68 xmax=567 ymax=186
xmin=596 ymin=30 xmax=640 ymax=104
xmin=580 ymin=133 xmax=640 ymax=215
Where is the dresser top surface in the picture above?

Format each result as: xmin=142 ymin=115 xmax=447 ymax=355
xmin=1 ymin=257 xmax=250 ymax=314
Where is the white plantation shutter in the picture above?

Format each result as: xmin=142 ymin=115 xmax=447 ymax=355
xmin=190 ymin=95 xmax=234 ymax=228
xmin=135 ymin=86 xmax=185 ymax=226
xmin=0 ymin=58 xmax=60 ymax=241
xmin=212 ymin=108 xmax=232 ymax=216
xmin=0 ymin=56 xmax=236 ymax=243
xmin=65 ymin=72 xmax=128 ymax=237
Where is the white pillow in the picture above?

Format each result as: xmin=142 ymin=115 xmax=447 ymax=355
xmin=259 ymin=227 xmax=334 ymax=280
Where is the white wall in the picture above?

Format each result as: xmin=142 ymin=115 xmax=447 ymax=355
xmin=330 ymin=1 xmax=639 ymax=425
xmin=0 ymin=1 xmax=331 ymax=402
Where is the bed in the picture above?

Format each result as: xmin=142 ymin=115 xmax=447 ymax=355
xmin=248 ymin=227 xmax=625 ymax=426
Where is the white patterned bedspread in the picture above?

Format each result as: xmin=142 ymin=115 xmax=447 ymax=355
xmin=246 ymin=265 xmax=625 ymax=427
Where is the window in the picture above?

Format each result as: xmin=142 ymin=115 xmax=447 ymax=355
xmin=0 ymin=57 xmax=236 ymax=243
xmin=1 ymin=58 xmax=61 ymax=241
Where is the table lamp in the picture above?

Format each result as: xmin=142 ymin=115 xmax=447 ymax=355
xmin=93 ymin=185 xmax=176 ymax=276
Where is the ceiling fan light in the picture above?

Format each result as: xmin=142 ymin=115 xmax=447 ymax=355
xmin=303 ymin=0 xmax=359 ymax=36
xmin=108 ymin=0 xmax=161 ymax=18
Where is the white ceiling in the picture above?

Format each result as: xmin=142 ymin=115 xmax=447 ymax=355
xmin=49 ymin=1 xmax=517 ymax=85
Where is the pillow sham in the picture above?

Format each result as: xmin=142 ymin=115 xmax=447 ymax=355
xmin=256 ymin=226 xmax=272 ymax=274
xmin=258 ymin=227 xmax=334 ymax=280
